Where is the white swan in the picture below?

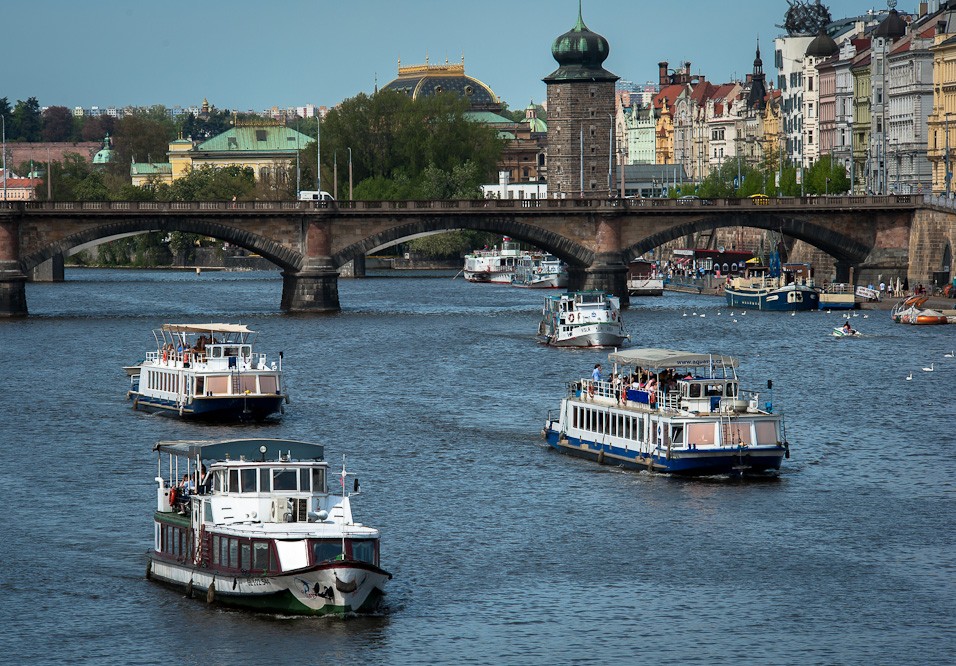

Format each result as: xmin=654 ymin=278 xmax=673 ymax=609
xmin=922 ymin=363 xmax=934 ymax=372
xmin=699 ymin=314 xmax=706 ymax=318
xmin=906 ymin=372 xmax=913 ymax=381
xmin=790 ymin=311 xmax=796 ymax=316
xmin=732 ymin=318 xmax=738 ymax=323
xmin=945 ymin=351 xmax=955 ymax=358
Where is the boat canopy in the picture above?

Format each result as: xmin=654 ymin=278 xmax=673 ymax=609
xmin=162 ymin=323 xmax=254 ymax=334
xmin=607 ymin=348 xmax=739 ymax=369
xmin=154 ymin=438 xmax=324 ymax=461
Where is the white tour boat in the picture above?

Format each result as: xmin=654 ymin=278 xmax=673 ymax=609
xmin=463 ymin=238 xmax=523 ymax=283
xmin=147 ymin=438 xmax=392 ymax=616
xmin=542 ymin=348 xmax=789 ymax=475
xmin=512 ymin=253 xmax=568 ymax=289
xmin=537 ymin=291 xmax=628 ymax=347
xmin=127 ymin=323 xmax=287 ymax=421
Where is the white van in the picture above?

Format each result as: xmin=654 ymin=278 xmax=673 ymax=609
xmin=298 ymin=190 xmax=335 ymax=202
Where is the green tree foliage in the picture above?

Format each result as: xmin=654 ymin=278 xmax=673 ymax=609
xmin=80 ymin=115 xmax=117 ymax=142
xmin=108 ymin=111 xmax=177 ymax=179
xmin=179 ymin=109 xmax=232 ymax=140
xmin=153 ymin=164 xmax=256 ymax=201
xmin=404 ymin=230 xmax=501 ymax=259
xmin=11 ymin=97 xmax=42 ymax=141
xmin=310 ymin=90 xmax=503 ymax=200
xmin=41 ymin=106 xmax=75 ymax=142
xmin=803 ymin=155 xmax=850 ymax=194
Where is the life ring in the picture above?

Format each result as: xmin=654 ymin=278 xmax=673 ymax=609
xmin=620 ymin=387 xmax=627 ymax=403
xmin=168 ymin=487 xmax=178 ymax=506
xmin=183 ymin=351 xmax=190 ymax=364
xmin=611 ymin=311 xmax=617 ymax=321
xmin=162 ymin=350 xmax=168 ymax=363
xmin=568 ymin=313 xmax=575 ymax=323
xmin=648 ymin=391 xmax=656 ymax=405
xmin=587 ymin=382 xmax=595 ymax=397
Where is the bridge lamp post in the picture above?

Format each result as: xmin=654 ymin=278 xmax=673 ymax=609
xmin=945 ymin=113 xmax=953 ymax=198
xmin=608 ymin=113 xmax=614 ymax=195
xmin=2 ymin=113 xmax=6 ymax=202
xmin=347 ymin=147 xmax=353 ymax=201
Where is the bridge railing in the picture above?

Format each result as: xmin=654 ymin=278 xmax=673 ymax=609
xmin=1 ymin=194 xmax=918 ymax=213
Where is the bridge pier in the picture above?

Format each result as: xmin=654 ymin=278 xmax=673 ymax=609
xmin=579 ymin=253 xmax=630 ymax=308
xmin=338 ymin=254 xmax=366 ymax=278
xmin=0 ymin=219 xmax=27 ymax=317
xmin=281 ymin=260 xmax=340 ymax=313
xmin=31 ymin=254 xmax=65 ymax=282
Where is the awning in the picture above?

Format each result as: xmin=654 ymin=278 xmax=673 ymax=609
xmin=162 ymin=323 xmax=254 ymax=334
xmin=607 ymin=348 xmax=739 ymax=369
xmin=154 ymin=438 xmax=325 ymax=461
xmin=745 ymin=257 xmax=762 ymax=264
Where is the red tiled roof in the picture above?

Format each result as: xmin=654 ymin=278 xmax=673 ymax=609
xmin=3 ymin=178 xmax=42 ymax=188
xmin=653 ymin=84 xmax=685 ymax=113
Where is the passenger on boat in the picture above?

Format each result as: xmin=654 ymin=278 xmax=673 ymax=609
xmin=842 ymin=321 xmax=854 ymax=335
xmin=592 ymin=364 xmax=603 ymax=382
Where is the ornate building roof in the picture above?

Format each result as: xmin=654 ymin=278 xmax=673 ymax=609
xmin=195 ymin=123 xmax=312 ymax=153
xmin=92 ymin=134 xmax=114 ymax=165
xmin=873 ymin=3 xmax=906 ymax=40
xmin=543 ymin=1 xmax=618 ymax=83
xmin=381 ymin=59 xmax=501 ymax=111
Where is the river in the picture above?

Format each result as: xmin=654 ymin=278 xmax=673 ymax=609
xmin=0 ymin=268 xmax=953 ymax=665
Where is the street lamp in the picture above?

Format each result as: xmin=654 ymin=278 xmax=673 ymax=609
xmin=608 ymin=113 xmax=614 ymax=194
xmin=1 ymin=113 xmax=6 ymax=202
xmin=347 ymin=147 xmax=353 ymax=201
xmin=946 ymin=113 xmax=953 ymax=197
xmin=316 ymin=115 xmax=321 ymax=193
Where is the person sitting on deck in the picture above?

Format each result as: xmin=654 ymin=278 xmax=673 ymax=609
xmin=842 ymin=321 xmax=853 ymax=335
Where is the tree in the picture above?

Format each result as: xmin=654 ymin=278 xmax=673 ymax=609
xmin=108 ymin=112 xmax=176 ymax=179
xmin=804 ymin=155 xmax=850 ymax=195
xmin=80 ymin=115 xmax=117 ymax=142
xmin=12 ymin=97 xmax=42 ymax=141
xmin=311 ymin=90 xmax=503 ymax=200
xmin=42 ymin=106 xmax=75 ymax=142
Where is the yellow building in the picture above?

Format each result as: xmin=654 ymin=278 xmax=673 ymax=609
xmin=928 ymin=32 xmax=956 ymax=194
xmin=852 ymin=54 xmax=871 ymax=193
xmin=131 ymin=121 xmax=313 ymax=188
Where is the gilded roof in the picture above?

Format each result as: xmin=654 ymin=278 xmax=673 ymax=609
xmin=382 ymin=62 xmax=500 ymax=110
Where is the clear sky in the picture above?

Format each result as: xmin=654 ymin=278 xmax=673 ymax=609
xmin=4 ymin=0 xmax=891 ymax=113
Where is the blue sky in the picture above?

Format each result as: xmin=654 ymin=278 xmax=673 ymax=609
xmin=5 ymin=1 xmax=890 ymax=112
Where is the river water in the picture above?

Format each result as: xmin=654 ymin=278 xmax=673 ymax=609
xmin=1 ymin=268 xmax=953 ymax=665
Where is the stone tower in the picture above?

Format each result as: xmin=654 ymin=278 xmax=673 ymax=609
xmin=543 ymin=2 xmax=619 ymax=198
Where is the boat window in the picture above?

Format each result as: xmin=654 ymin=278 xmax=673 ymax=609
xmin=252 ymin=541 xmax=273 ymax=572
xmin=689 ymin=383 xmax=702 ymax=398
xmin=211 ymin=347 xmax=222 ymax=358
xmin=754 ymin=421 xmax=779 ymax=445
xmin=311 ymin=539 xmax=342 ymax=563
xmin=228 ymin=468 xmax=239 ymax=493
xmin=212 ymin=536 xmax=221 ymax=564
xmin=299 ymin=468 xmax=311 ymax=493
xmin=260 ymin=468 xmax=271 ymax=492
xmin=725 ymin=382 xmax=738 ymax=397
xmin=311 ymin=467 xmax=325 ymax=493
xmin=687 ymin=423 xmax=716 ymax=445
xmin=671 ymin=425 xmax=684 ymax=444
xmin=238 ymin=376 xmax=257 ymax=393
xmin=273 ymin=468 xmax=297 ymax=491
xmin=260 ymin=376 xmax=278 ymax=393
xmin=349 ymin=539 xmax=376 ymax=564
xmin=204 ymin=500 xmax=213 ymax=523
xmin=224 ymin=347 xmax=239 ymax=357
xmin=241 ymin=469 xmax=257 ymax=493
xmin=213 ymin=470 xmax=225 ymax=493
xmin=195 ymin=376 xmax=204 ymax=395
xmin=229 ymin=538 xmax=239 ymax=568
xmin=722 ymin=423 xmax=753 ymax=446
xmin=240 ymin=345 xmax=252 ymax=359
xmin=240 ymin=541 xmax=251 ymax=569
xmin=706 ymin=383 xmax=723 ymax=397
xmin=206 ymin=376 xmax=228 ymax=395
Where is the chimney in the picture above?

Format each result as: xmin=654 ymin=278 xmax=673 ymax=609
xmin=919 ymin=2 xmax=927 ymax=18
xmin=746 ymin=73 xmax=753 ymax=84
xmin=658 ymin=61 xmax=669 ymax=86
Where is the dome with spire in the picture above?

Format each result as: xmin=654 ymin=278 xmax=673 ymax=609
xmin=543 ymin=1 xmax=617 ymax=83
xmin=92 ymin=134 xmax=114 ymax=165
xmin=874 ymin=1 xmax=906 ymax=40
xmin=806 ymin=27 xmax=839 ymax=58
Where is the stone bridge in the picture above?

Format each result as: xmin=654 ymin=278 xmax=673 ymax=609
xmin=1 ymin=194 xmax=953 ymax=316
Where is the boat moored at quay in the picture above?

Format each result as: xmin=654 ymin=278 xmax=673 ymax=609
xmin=511 ymin=253 xmax=568 ymax=289
xmin=462 ymin=238 xmax=523 ymax=283
xmin=147 ymin=438 xmax=392 ymax=616
xmin=542 ymin=348 xmax=789 ymax=475
xmin=724 ymin=258 xmax=820 ymax=312
xmin=126 ymin=323 xmax=287 ymax=421
xmin=537 ymin=291 xmax=628 ymax=347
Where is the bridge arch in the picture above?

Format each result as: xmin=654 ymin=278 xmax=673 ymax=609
xmin=20 ymin=217 xmax=304 ymax=274
xmin=331 ymin=215 xmax=595 ymax=269
xmin=623 ymin=212 xmax=873 ymax=266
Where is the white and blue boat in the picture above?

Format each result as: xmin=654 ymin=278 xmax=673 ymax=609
xmin=147 ymin=438 xmax=391 ymax=615
xmin=542 ymin=348 xmax=789 ymax=475
xmin=537 ymin=291 xmax=628 ymax=347
xmin=127 ymin=323 xmax=287 ymax=421
xmin=512 ymin=253 xmax=568 ymax=289
xmin=724 ymin=255 xmax=819 ymax=312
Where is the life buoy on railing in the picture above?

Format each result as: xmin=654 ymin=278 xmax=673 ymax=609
xmin=587 ymin=381 xmax=595 ymax=397
xmin=162 ymin=350 xmax=168 ymax=363
xmin=568 ymin=313 xmax=575 ymax=323
xmin=620 ymin=386 xmax=627 ymax=403
xmin=648 ymin=391 xmax=656 ymax=405
xmin=168 ymin=487 xmax=178 ymax=506
xmin=611 ymin=311 xmax=617 ymax=321
xmin=182 ymin=351 xmax=190 ymax=364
